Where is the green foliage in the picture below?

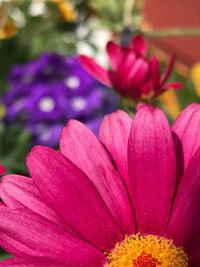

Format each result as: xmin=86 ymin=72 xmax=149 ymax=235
xmin=0 ymin=250 xmax=10 ymax=260
xmin=0 ymin=0 xmax=89 ymax=93
xmin=0 ymin=122 xmax=31 ymax=174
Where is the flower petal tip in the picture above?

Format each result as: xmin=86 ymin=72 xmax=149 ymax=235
xmin=0 ymin=165 xmax=6 ymax=176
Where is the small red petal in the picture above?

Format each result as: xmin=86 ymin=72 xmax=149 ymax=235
xmin=0 ymin=165 xmax=6 ymax=176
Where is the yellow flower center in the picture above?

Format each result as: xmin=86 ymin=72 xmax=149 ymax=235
xmin=105 ymin=234 xmax=188 ymax=267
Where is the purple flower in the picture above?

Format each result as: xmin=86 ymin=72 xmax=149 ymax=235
xmin=1 ymin=53 xmax=119 ymax=146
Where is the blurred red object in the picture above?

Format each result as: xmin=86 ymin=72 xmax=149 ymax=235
xmin=0 ymin=164 xmax=6 ymax=175
xmin=143 ymin=0 xmax=200 ymax=66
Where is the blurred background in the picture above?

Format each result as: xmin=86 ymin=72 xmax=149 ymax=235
xmin=0 ymin=0 xmax=199 ymax=175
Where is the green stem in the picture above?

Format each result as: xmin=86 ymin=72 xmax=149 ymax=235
xmin=121 ymin=97 xmax=136 ymax=114
xmin=142 ymin=27 xmax=200 ymax=37
xmin=123 ymin=0 xmax=137 ymax=27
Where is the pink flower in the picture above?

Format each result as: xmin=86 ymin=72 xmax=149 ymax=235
xmin=79 ymin=36 xmax=181 ymax=100
xmin=0 ymin=104 xmax=200 ymax=266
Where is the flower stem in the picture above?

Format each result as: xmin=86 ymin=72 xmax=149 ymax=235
xmin=123 ymin=0 xmax=137 ymax=27
xmin=142 ymin=27 xmax=200 ymax=37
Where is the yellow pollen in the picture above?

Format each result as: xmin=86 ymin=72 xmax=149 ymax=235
xmin=105 ymin=234 xmax=188 ymax=267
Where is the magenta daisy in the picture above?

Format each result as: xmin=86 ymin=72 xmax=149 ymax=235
xmin=79 ymin=35 xmax=181 ymax=100
xmin=0 ymin=104 xmax=200 ymax=266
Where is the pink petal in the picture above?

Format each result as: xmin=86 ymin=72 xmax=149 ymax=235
xmin=27 ymin=146 xmax=122 ymax=251
xmin=0 ymin=164 xmax=6 ymax=175
xmin=138 ymin=80 xmax=152 ymax=96
xmin=0 ymin=207 xmax=106 ymax=266
xmin=136 ymin=102 xmax=146 ymax=111
xmin=0 ymin=258 xmax=71 ymax=266
xmin=165 ymin=147 xmax=200 ymax=246
xmin=184 ymin=234 xmax=200 ymax=267
xmin=163 ymin=82 xmax=182 ymax=89
xmin=131 ymin=35 xmax=147 ymax=56
xmin=108 ymin=72 xmax=126 ymax=95
xmin=128 ymin=105 xmax=176 ymax=235
xmin=79 ymin=55 xmax=111 ymax=87
xmin=106 ymin=41 xmax=122 ymax=70
xmin=116 ymin=50 xmax=136 ymax=80
xmin=0 ymin=175 xmax=63 ymax=227
xmin=160 ymin=55 xmax=175 ymax=87
xmin=60 ymin=120 xmax=135 ymax=236
xmin=172 ymin=104 xmax=200 ymax=194
xmin=107 ymin=48 xmax=137 ymax=95
xmin=172 ymin=104 xmax=200 ymax=177
xmin=187 ymin=257 xmax=200 ymax=267
xmin=127 ymin=58 xmax=149 ymax=85
xmin=99 ymin=110 xmax=132 ymax=190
